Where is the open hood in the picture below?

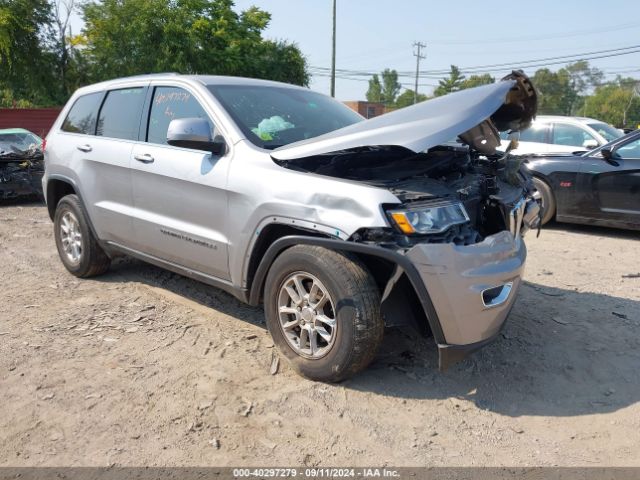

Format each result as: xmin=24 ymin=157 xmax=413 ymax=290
xmin=272 ymin=71 xmax=536 ymax=161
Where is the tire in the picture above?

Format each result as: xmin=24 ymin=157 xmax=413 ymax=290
xmin=53 ymin=194 xmax=111 ymax=277
xmin=264 ymin=245 xmax=383 ymax=382
xmin=532 ymin=177 xmax=556 ymax=225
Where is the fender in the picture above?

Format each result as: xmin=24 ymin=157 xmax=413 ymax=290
xmin=248 ymin=235 xmax=446 ymax=346
xmin=46 ymin=173 xmax=112 ymax=257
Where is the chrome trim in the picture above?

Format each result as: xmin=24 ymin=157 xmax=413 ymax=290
xmin=481 ymin=282 xmax=513 ymax=308
xmin=509 ymin=198 xmax=526 ymax=238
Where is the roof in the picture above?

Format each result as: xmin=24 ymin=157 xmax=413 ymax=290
xmin=74 ymin=74 xmax=308 ymax=95
xmin=536 ymin=115 xmax=605 ymax=124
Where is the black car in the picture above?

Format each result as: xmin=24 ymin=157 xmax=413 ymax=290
xmin=524 ymin=129 xmax=640 ymax=230
xmin=0 ymin=128 xmax=44 ymax=200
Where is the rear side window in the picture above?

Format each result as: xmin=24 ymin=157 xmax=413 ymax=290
xmin=97 ymin=88 xmax=146 ymax=140
xmin=61 ymin=93 xmax=103 ymax=134
xmin=147 ymin=86 xmax=212 ymax=145
xmin=552 ymin=123 xmax=596 ymax=147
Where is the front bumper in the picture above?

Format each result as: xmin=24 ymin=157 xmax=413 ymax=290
xmin=405 ymin=230 xmax=526 ymax=369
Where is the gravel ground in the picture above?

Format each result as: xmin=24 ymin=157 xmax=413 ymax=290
xmin=1 ymin=201 xmax=639 ymax=467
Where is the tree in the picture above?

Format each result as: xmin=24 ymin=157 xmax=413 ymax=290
xmin=0 ymin=0 xmax=56 ymax=105
xmin=395 ymin=89 xmax=427 ymax=108
xmin=459 ymin=73 xmax=494 ymax=90
xmin=434 ymin=65 xmax=465 ymax=96
xmin=365 ymin=69 xmax=401 ymax=105
xmin=380 ymin=68 xmax=401 ymax=105
xmin=583 ymin=77 xmax=640 ymax=128
xmin=366 ymin=74 xmax=382 ymax=102
xmin=49 ymin=0 xmax=80 ymax=100
xmin=531 ymin=68 xmax=573 ymax=115
xmin=80 ymin=0 xmax=309 ymax=85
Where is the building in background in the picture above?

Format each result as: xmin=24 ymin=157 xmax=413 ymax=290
xmin=343 ymin=101 xmax=394 ymax=118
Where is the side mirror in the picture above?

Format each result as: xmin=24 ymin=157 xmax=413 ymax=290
xmin=167 ymin=117 xmax=226 ymax=155
xmin=583 ymin=139 xmax=598 ymax=149
xmin=600 ymin=148 xmax=620 ymax=166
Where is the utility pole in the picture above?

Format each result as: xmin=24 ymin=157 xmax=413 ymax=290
xmin=413 ymin=41 xmax=426 ymax=104
xmin=330 ymin=0 xmax=337 ymax=97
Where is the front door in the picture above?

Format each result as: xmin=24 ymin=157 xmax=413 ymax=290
xmin=578 ymin=135 xmax=640 ymax=226
xmin=129 ymin=85 xmax=231 ymax=280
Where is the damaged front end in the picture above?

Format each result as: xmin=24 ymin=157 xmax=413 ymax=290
xmin=271 ymin=71 xmax=541 ymax=369
xmin=0 ymin=147 xmax=45 ymax=200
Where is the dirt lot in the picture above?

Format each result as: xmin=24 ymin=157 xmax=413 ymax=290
xmin=1 ymin=201 xmax=639 ymax=467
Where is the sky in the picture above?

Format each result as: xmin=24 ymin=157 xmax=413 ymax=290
xmin=232 ymin=0 xmax=640 ymax=100
xmin=70 ymin=0 xmax=640 ymax=101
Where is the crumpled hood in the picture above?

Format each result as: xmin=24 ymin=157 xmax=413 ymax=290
xmin=272 ymin=71 xmax=536 ymax=161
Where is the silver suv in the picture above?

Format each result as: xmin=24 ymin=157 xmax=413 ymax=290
xmin=44 ymin=72 xmax=540 ymax=381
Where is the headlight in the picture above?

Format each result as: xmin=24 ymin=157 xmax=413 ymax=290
xmin=387 ymin=200 xmax=470 ymax=235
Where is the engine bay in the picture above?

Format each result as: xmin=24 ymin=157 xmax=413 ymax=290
xmin=276 ymin=143 xmax=538 ymax=246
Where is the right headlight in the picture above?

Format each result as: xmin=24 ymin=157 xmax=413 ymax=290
xmin=387 ymin=200 xmax=470 ymax=235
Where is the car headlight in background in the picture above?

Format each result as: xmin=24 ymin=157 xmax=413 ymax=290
xmin=387 ymin=200 xmax=470 ymax=235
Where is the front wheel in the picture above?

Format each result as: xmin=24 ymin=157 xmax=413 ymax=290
xmin=532 ymin=177 xmax=556 ymax=225
xmin=264 ymin=245 xmax=383 ymax=382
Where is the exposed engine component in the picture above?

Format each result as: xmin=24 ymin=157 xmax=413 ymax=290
xmin=277 ymin=143 xmax=539 ymax=246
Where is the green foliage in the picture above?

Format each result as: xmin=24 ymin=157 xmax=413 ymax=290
xmin=394 ymin=89 xmax=427 ymax=108
xmin=366 ymin=74 xmax=382 ymax=102
xmin=583 ymin=77 xmax=640 ymax=128
xmin=380 ymin=68 xmax=401 ymax=105
xmin=0 ymin=0 xmax=308 ymax=107
xmin=0 ymin=0 xmax=58 ymax=105
xmin=459 ymin=73 xmax=494 ymax=90
xmin=434 ymin=65 xmax=465 ymax=96
xmin=80 ymin=0 xmax=308 ymax=86
xmin=366 ymin=69 xmax=401 ymax=104
xmin=531 ymin=68 xmax=574 ymax=115
xmin=0 ymin=88 xmax=35 ymax=107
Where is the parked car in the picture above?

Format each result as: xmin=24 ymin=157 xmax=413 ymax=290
xmin=0 ymin=128 xmax=44 ymax=200
xmin=43 ymin=72 xmax=540 ymax=381
xmin=525 ymin=129 xmax=640 ymax=230
xmin=499 ymin=115 xmax=623 ymax=155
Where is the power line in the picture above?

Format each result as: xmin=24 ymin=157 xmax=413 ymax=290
xmin=309 ymin=44 xmax=640 ymax=79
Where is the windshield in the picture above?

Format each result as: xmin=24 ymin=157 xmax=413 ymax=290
xmin=587 ymin=122 xmax=623 ymax=142
xmin=207 ymin=85 xmax=363 ymax=149
xmin=0 ymin=132 xmax=42 ymax=154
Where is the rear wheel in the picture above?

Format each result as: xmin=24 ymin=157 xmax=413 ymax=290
xmin=532 ymin=177 xmax=556 ymax=225
xmin=264 ymin=245 xmax=383 ymax=382
xmin=54 ymin=194 xmax=110 ymax=277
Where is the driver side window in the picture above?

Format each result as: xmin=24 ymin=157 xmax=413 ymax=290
xmin=147 ymin=86 xmax=214 ymax=145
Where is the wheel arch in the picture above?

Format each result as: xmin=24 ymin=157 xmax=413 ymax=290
xmin=248 ymin=235 xmax=445 ymax=345
xmin=45 ymin=176 xmax=78 ymax=220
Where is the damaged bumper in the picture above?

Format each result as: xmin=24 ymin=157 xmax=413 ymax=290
xmin=0 ymin=159 xmax=44 ymax=200
xmin=406 ymin=230 xmax=526 ymax=370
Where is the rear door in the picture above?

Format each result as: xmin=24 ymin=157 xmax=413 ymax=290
xmin=511 ymin=122 xmax=551 ymax=155
xmin=58 ymin=87 xmax=147 ymax=244
xmin=578 ymin=135 xmax=640 ymax=226
xmin=129 ymin=85 xmax=231 ymax=280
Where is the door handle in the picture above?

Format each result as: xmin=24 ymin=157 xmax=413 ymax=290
xmin=77 ymin=144 xmax=92 ymax=153
xmin=134 ymin=153 xmax=154 ymax=164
